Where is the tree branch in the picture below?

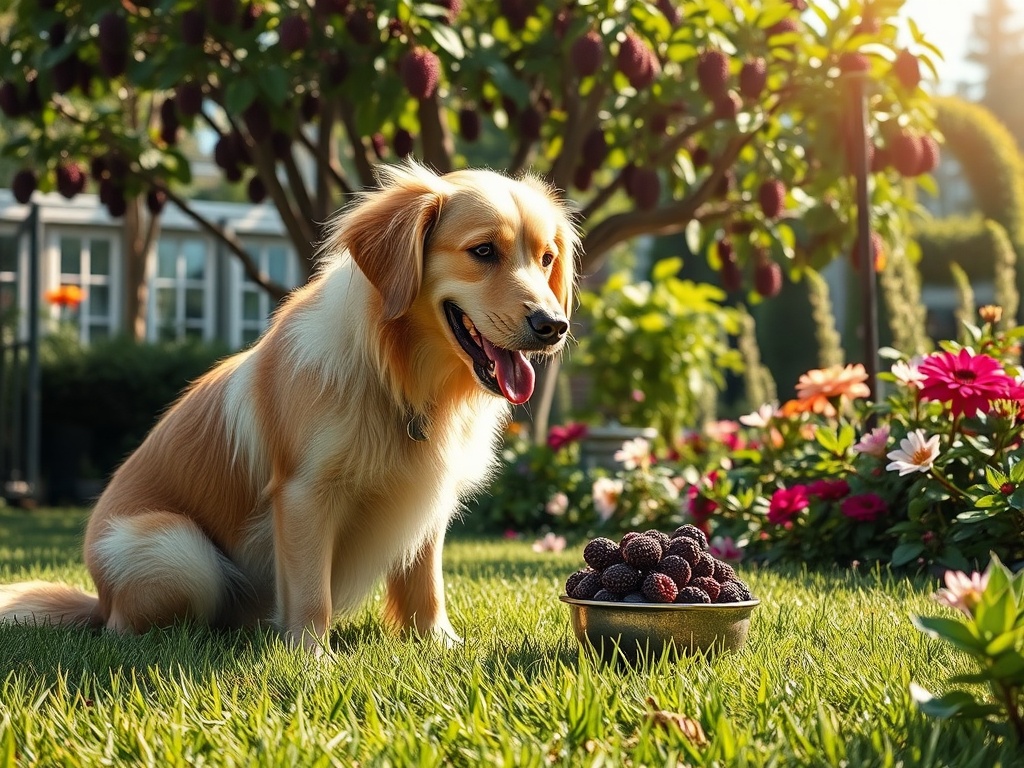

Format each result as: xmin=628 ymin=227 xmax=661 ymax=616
xmin=582 ymin=129 xmax=758 ymax=272
xmin=157 ymin=183 xmax=289 ymax=301
xmin=338 ymin=101 xmax=377 ymax=187
xmin=296 ymin=125 xmax=353 ymax=198
xmin=550 ymin=82 xmax=607 ymax=191
xmin=417 ymin=93 xmax=454 ymax=173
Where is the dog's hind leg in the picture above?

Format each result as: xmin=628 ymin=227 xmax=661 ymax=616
xmin=88 ymin=511 xmax=243 ymax=633
xmin=383 ymin=525 xmax=461 ymax=647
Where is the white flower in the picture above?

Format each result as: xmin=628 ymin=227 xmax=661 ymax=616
xmin=545 ymin=492 xmax=569 ymax=517
xmin=532 ymin=533 xmax=567 ymax=553
xmin=885 ymin=429 xmax=941 ymax=476
xmin=891 ymin=360 xmax=926 ymax=389
xmin=592 ymin=477 xmax=624 ymax=522
xmin=739 ymin=403 xmax=777 ymax=428
xmin=614 ymin=437 xmax=650 ymax=470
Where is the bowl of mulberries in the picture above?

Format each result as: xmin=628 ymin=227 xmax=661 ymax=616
xmin=560 ymin=525 xmax=759 ymax=662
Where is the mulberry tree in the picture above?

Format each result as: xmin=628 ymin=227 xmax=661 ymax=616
xmin=2 ymin=0 xmax=939 ymax=325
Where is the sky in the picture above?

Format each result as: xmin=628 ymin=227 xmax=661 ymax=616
xmin=901 ymin=0 xmax=1016 ymax=91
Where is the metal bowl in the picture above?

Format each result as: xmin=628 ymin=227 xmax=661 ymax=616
xmin=560 ymin=595 xmax=759 ymax=663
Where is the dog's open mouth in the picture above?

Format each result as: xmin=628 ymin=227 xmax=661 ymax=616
xmin=444 ymin=301 xmax=535 ymax=405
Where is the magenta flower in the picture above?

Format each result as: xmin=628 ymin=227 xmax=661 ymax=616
xmin=547 ymin=422 xmax=588 ymax=451
xmin=807 ymin=479 xmax=850 ymax=501
xmin=767 ymin=485 xmax=810 ymax=525
xmin=840 ymin=493 xmax=888 ymax=522
xmin=853 ymin=425 xmax=890 ymax=458
xmin=918 ymin=349 xmax=1013 ymax=417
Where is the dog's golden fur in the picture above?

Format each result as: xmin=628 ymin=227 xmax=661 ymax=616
xmin=0 ymin=162 xmax=577 ymax=650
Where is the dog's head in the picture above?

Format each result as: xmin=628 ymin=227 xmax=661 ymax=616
xmin=333 ymin=161 xmax=578 ymax=405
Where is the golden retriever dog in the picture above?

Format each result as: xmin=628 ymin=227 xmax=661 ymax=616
xmin=0 ymin=161 xmax=577 ymax=652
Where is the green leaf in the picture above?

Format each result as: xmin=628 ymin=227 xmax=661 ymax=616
xmin=1010 ymin=459 xmax=1024 ymax=484
xmin=892 ymin=542 xmax=925 ymax=567
xmin=976 ymin=588 xmax=1016 ymax=638
xmin=684 ymin=219 xmax=702 ymax=255
xmin=652 ymin=257 xmax=682 ymax=282
xmin=428 ymin=24 xmax=465 ymax=60
xmin=988 ymin=647 xmax=1024 ymax=678
xmin=911 ymin=615 xmax=984 ymax=653
xmin=259 ymin=68 xmax=290 ymax=107
xmin=224 ymin=79 xmax=257 ymax=115
xmin=985 ymin=628 xmax=1024 ymax=658
xmin=985 ymin=465 xmax=1009 ymax=488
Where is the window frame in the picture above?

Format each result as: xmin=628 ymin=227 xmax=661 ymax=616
xmin=147 ymin=233 xmax=216 ymax=343
xmin=49 ymin=228 xmax=121 ymax=344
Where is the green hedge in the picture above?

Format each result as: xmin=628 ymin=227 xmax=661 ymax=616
xmin=40 ymin=334 xmax=228 ymax=503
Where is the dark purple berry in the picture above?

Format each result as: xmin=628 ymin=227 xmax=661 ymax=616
xmin=622 ymin=592 xmax=646 ymax=603
xmin=583 ymin=537 xmax=622 ymax=570
xmin=691 ymin=552 xmax=715 ymax=580
xmin=571 ymin=572 xmax=602 ymax=600
xmin=601 ymin=563 xmax=641 ymax=595
xmin=565 ymin=568 xmax=593 ymax=597
xmin=656 ymin=555 xmax=691 ymax=588
xmin=12 ymin=169 xmax=36 ymax=204
xmin=642 ymin=572 xmax=678 ymax=603
xmin=715 ymin=582 xmax=744 ymax=603
xmin=643 ymin=530 xmax=671 ymax=550
xmin=667 ymin=536 xmax=702 ymax=564
xmin=672 ymin=524 xmax=708 ymax=550
xmin=676 ymin=586 xmax=712 ymax=604
xmin=713 ymin=560 xmax=736 ymax=583
xmin=691 ymin=576 xmax=721 ymax=601
xmin=623 ymin=536 xmax=662 ymax=569
xmin=592 ymin=589 xmax=618 ymax=602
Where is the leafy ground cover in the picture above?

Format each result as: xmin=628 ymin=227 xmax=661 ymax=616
xmin=0 ymin=508 xmax=1016 ymax=766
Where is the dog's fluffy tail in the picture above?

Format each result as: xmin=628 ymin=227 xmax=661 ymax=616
xmin=0 ymin=581 xmax=103 ymax=628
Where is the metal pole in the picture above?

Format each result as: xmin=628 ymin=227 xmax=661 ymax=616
xmin=851 ymin=78 xmax=878 ymax=401
xmin=25 ymin=204 xmax=41 ymax=503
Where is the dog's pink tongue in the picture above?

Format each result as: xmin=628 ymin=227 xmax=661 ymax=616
xmin=480 ymin=336 xmax=535 ymax=405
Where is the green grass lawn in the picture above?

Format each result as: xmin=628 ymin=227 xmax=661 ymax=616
xmin=0 ymin=508 xmax=1017 ymax=766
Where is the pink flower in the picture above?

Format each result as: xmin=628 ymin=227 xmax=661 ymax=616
xmin=709 ymin=536 xmax=744 ymax=562
xmin=547 ymin=422 xmax=588 ymax=451
xmin=545 ymin=492 xmax=569 ymax=517
xmin=614 ymin=437 xmax=651 ymax=470
xmin=934 ymin=569 xmax=990 ymax=618
xmin=853 ymin=425 xmax=890 ymax=458
xmin=840 ymin=492 xmax=887 ymax=522
xmin=807 ymin=479 xmax=850 ymax=501
xmin=631 ymin=389 xmax=646 ymax=402
xmin=592 ymin=477 xmax=624 ymax=522
xmin=918 ymin=349 xmax=1013 ymax=417
xmin=503 ymin=529 xmax=521 ymax=540
xmin=739 ymin=403 xmax=777 ymax=428
xmin=705 ymin=420 xmax=742 ymax=451
xmin=767 ymin=485 xmax=810 ymax=524
xmin=532 ymin=533 xmax=567 ymax=553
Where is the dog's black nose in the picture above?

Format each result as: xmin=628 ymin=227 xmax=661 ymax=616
xmin=527 ymin=310 xmax=569 ymax=345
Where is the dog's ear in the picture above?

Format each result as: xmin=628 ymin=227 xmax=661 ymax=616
xmin=549 ymin=230 xmax=577 ymax=320
xmin=334 ymin=165 xmax=445 ymax=322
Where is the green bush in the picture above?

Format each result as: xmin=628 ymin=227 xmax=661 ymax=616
xmin=40 ymin=332 xmax=228 ymax=502
xmin=571 ymin=257 xmax=744 ymax=445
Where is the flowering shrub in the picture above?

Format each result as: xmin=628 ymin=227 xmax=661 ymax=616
xmin=696 ymin=307 xmax=1024 ymax=570
xmin=911 ymin=555 xmax=1024 ymax=742
xmin=470 ymin=308 xmax=1024 ymax=569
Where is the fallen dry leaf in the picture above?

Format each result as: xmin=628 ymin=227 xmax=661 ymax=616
xmin=644 ymin=696 xmax=708 ymax=747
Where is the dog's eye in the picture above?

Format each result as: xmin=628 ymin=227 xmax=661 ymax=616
xmin=541 ymin=252 xmax=554 ymax=268
xmin=469 ymin=243 xmax=497 ymax=261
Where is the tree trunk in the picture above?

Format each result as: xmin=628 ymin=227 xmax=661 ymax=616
xmin=122 ymin=199 xmax=160 ymax=342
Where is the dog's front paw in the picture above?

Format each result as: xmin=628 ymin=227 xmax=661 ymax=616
xmin=426 ymin=621 xmax=462 ymax=649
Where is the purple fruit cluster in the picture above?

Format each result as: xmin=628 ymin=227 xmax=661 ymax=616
xmin=564 ymin=525 xmax=753 ymax=605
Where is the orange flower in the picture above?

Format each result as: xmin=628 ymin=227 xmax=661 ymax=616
xmin=796 ymin=363 xmax=870 ymax=402
xmin=45 ymin=285 xmax=85 ymax=308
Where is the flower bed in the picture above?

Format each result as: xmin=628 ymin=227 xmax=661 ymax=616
xmin=473 ymin=308 xmax=1024 ymax=571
